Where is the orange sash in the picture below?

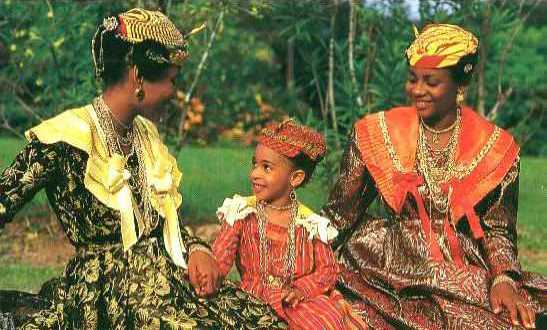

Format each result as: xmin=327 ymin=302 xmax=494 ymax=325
xmin=355 ymin=107 xmax=519 ymax=265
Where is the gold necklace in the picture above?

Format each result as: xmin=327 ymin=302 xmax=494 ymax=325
xmin=264 ymin=202 xmax=292 ymax=211
xmin=417 ymin=112 xmax=460 ymax=213
xmin=257 ymin=200 xmax=297 ymax=288
xmin=93 ymin=96 xmax=157 ymax=233
xmin=93 ymin=96 xmax=134 ymax=155
xmin=420 ymin=109 xmax=460 ymax=144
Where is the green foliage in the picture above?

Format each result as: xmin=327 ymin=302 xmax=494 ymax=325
xmin=0 ymin=0 xmax=545 ymax=156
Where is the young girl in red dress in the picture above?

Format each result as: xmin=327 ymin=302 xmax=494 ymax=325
xmin=212 ymin=120 xmax=367 ymax=329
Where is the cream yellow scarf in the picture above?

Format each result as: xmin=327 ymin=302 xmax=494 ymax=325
xmin=25 ymin=104 xmax=187 ymax=268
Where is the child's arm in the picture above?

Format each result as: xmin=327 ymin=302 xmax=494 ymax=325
xmin=212 ymin=221 xmax=242 ymax=279
xmin=290 ymin=239 xmax=339 ymax=298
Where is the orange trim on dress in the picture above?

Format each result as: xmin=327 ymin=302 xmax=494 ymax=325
xmin=354 ymin=106 xmax=519 ymax=265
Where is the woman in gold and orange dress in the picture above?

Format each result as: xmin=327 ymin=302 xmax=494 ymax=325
xmin=324 ymin=24 xmax=546 ymax=329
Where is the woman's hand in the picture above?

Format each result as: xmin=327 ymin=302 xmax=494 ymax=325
xmin=282 ymin=288 xmax=305 ymax=308
xmin=490 ymin=280 xmax=536 ymax=329
xmin=188 ymin=250 xmax=221 ymax=297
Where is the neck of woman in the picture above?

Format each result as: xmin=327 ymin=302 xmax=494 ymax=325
xmin=421 ymin=107 xmax=459 ymax=131
xmin=102 ymin=88 xmax=136 ymax=132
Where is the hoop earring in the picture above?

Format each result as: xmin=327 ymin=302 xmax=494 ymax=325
xmin=456 ymin=86 xmax=465 ymax=108
xmin=289 ymin=190 xmax=297 ymax=202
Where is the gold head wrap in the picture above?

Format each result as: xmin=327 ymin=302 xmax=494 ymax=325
xmin=406 ymin=24 xmax=478 ymax=69
xmin=92 ymin=8 xmax=205 ymax=77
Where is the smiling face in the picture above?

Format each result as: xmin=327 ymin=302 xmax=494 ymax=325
xmin=405 ymin=67 xmax=459 ymax=122
xmin=136 ymin=65 xmax=179 ymax=122
xmin=249 ymin=144 xmax=304 ymax=205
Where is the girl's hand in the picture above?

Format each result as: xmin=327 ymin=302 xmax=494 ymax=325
xmin=490 ymin=280 xmax=536 ymax=329
xmin=282 ymin=288 xmax=305 ymax=308
xmin=188 ymin=250 xmax=220 ymax=297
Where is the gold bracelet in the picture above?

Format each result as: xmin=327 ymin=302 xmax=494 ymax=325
xmin=188 ymin=243 xmax=214 ymax=258
xmin=491 ymin=274 xmax=516 ymax=290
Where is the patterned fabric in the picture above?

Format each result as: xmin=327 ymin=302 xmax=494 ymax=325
xmin=323 ymin=129 xmax=546 ymax=330
xmin=0 ymin=140 xmax=286 ymax=329
xmin=258 ymin=119 xmax=327 ymax=161
xmin=406 ymin=23 xmax=478 ymax=69
xmin=212 ymin=205 xmax=367 ymax=329
xmin=25 ymin=104 xmax=187 ymax=268
xmin=118 ymin=8 xmax=186 ymax=48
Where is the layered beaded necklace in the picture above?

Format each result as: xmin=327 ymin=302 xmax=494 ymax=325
xmin=256 ymin=199 xmax=297 ymax=288
xmin=417 ymin=109 xmax=461 ymax=214
xmin=93 ymin=96 xmax=157 ymax=232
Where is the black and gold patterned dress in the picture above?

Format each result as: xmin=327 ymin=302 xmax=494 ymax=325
xmin=0 ymin=103 xmax=286 ymax=329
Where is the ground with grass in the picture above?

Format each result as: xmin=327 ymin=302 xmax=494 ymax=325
xmin=0 ymin=137 xmax=545 ymax=292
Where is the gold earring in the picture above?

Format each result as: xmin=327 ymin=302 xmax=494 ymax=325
xmin=134 ymin=66 xmax=145 ymax=102
xmin=289 ymin=190 xmax=297 ymax=202
xmin=456 ymin=86 xmax=465 ymax=108
xmin=135 ymin=81 xmax=145 ymax=102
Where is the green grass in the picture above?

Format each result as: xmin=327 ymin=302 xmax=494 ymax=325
xmin=176 ymin=146 xmax=326 ymax=223
xmin=0 ymin=137 xmax=545 ymax=292
xmin=0 ymin=262 xmax=64 ymax=292
xmin=0 ymin=138 xmax=326 ymax=222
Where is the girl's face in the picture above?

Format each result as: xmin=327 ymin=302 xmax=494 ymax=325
xmin=250 ymin=144 xmax=304 ymax=205
xmin=405 ymin=67 xmax=458 ymax=121
xmin=136 ymin=65 xmax=179 ymax=122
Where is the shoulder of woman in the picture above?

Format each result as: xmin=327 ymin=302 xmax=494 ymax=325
xmin=216 ymin=194 xmax=257 ymax=226
xmin=24 ymin=105 xmax=94 ymax=153
xmin=295 ymin=204 xmax=338 ymax=244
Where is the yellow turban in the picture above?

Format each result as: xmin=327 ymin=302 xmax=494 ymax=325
xmin=406 ymin=24 xmax=478 ymax=69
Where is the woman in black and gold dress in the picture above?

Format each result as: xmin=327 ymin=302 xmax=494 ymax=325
xmin=0 ymin=8 xmax=285 ymax=329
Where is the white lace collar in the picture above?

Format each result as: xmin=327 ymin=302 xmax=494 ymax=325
xmin=216 ymin=194 xmax=338 ymax=244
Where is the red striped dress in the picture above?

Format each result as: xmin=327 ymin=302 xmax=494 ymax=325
xmin=212 ymin=196 xmax=367 ymax=330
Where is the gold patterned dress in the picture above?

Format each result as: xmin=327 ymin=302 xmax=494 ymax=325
xmin=323 ymin=107 xmax=546 ymax=329
xmin=0 ymin=102 xmax=286 ymax=329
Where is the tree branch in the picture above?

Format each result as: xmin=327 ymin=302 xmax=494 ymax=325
xmin=476 ymin=2 xmax=491 ymax=116
xmin=348 ymin=0 xmax=362 ymax=107
xmin=362 ymin=23 xmax=376 ymax=110
xmin=15 ymin=95 xmax=44 ymax=122
xmin=327 ymin=0 xmax=340 ymax=150
xmin=488 ymin=0 xmax=539 ymax=118
xmin=0 ymin=106 xmax=25 ymax=139
xmin=311 ymin=59 xmax=327 ymax=134
xmin=177 ymin=10 xmax=224 ymax=148
xmin=487 ymin=86 xmax=513 ymax=121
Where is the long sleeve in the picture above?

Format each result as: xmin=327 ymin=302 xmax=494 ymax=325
xmin=322 ymin=129 xmax=377 ymax=249
xmin=478 ymin=159 xmax=521 ymax=279
xmin=292 ymin=238 xmax=339 ymax=298
xmin=212 ymin=221 xmax=242 ymax=278
xmin=0 ymin=139 xmax=59 ymax=227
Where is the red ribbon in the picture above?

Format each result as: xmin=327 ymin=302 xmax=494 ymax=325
xmin=442 ymin=180 xmax=485 ymax=240
xmin=393 ymin=172 xmax=443 ymax=262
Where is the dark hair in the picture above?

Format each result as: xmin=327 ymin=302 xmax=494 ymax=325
xmin=447 ymin=53 xmax=478 ymax=86
xmin=289 ymin=152 xmax=321 ymax=188
xmin=92 ymin=23 xmax=171 ymax=87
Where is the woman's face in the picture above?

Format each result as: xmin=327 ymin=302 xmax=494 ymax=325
xmin=136 ymin=65 xmax=178 ymax=122
xmin=405 ymin=67 xmax=458 ymax=121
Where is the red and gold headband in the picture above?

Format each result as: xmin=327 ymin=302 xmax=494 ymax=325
xmin=406 ymin=23 xmax=478 ymax=69
xmin=258 ymin=119 xmax=327 ymax=162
